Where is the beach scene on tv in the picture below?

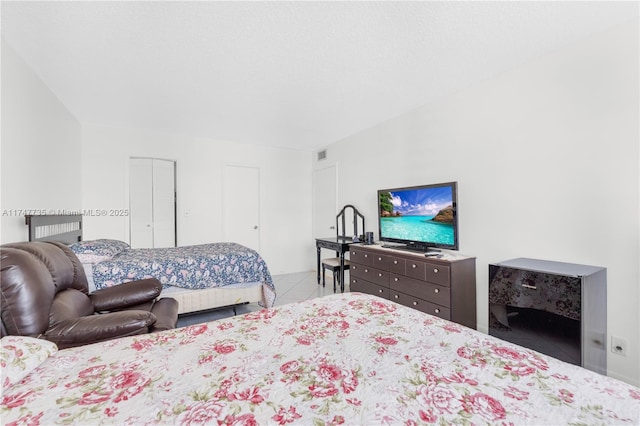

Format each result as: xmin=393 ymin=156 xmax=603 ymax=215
xmin=379 ymin=186 xmax=455 ymax=246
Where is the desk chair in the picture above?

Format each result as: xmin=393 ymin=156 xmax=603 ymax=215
xmin=321 ymin=204 xmax=365 ymax=292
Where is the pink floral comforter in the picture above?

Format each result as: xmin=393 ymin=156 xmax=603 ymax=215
xmin=2 ymin=293 xmax=639 ymax=425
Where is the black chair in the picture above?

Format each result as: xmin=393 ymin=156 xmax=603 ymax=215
xmin=321 ymin=204 xmax=365 ymax=292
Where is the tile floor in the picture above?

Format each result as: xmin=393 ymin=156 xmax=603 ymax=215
xmin=176 ymin=271 xmax=349 ymax=327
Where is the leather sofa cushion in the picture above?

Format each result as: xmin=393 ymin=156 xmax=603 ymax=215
xmin=49 ymin=289 xmax=95 ymax=325
xmin=3 ymin=242 xmax=89 ymax=293
xmin=45 ymin=311 xmax=157 ymax=348
xmin=0 ymin=248 xmax=55 ymax=336
xmin=90 ymin=279 xmax=162 ymax=312
xmin=150 ymin=298 xmax=179 ymax=332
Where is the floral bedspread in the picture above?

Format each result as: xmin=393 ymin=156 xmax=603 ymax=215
xmin=91 ymin=242 xmax=276 ymax=306
xmin=2 ymin=293 xmax=639 ymax=425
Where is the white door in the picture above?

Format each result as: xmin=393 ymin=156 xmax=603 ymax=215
xmin=313 ymin=165 xmax=337 ymax=238
xmin=129 ymin=158 xmax=176 ymax=248
xmin=152 ymin=159 xmax=176 ymax=248
xmin=223 ymin=165 xmax=260 ymax=251
xmin=129 ymin=159 xmax=154 ymax=248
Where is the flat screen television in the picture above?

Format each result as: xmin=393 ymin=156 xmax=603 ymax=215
xmin=377 ymin=181 xmax=458 ymax=252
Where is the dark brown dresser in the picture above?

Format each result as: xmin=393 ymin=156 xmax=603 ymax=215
xmin=349 ymin=244 xmax=477 ymax=329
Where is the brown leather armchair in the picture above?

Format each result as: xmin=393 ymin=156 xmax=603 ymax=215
xmin=1 ymin=241 xmax=179 ymax=349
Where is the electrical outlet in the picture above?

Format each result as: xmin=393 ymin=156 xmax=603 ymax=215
xmin=611 ymin=336 xmax=627 ymax=356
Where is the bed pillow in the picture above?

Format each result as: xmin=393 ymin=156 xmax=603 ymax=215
xmin=1 ymin=336 xmax=58 ymax=392
xmin=69 ymin=239 xmax=130 ymax=264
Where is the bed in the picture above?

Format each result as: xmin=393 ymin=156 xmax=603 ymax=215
xmin=1 ymin=292 xmax=638 ymax=425
xmin=25 ymin=215 xmax=276 ymax=314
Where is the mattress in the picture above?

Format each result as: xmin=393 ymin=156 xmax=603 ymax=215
xmin=83 ymin=263 xmax=266 ymax=314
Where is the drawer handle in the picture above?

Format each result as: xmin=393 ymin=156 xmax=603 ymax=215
xmin=378 ymin=257 xmax=382 ymax=261
xmin=394 ymin=277 xmax=399 ymax=282
xmin=378 ymin=273 xmax=383 ymax=277
xmin=433 ymin=268 xmax=439 ymax=273
xmin=434 ymin=288 xmax=439 ymax=294
xmin=522 ymin=284 xmax=537 ymax=290
xmin=393 ymin=260 xmax=398 ymax=264
xmin=412 ymin=301 xmax=418 ymax=306
xmin=434 ymin=308 xmax=440 ymax=313
xmin=352 ymin=279 xmax=357 ymax=284
xmin=364 ymin=269 xmax=369 ymax=273
xmin=411 ymin=264 xmax=417 ymax=269
xmin=394 ymin=294 xmax=399 ymax=299
xmin=378 ymin=289 xmax=384 ymax=294
xmin=364 ymin=254 xmax=368 ymax=258
xmin=352 ymin=265 xmax=357 ymax=270
xmin=351 ymin=251 xmax=355 ymax=255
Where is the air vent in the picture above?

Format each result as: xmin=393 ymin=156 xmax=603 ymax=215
xmin=317 ymin=149 xmax=327 ymax=161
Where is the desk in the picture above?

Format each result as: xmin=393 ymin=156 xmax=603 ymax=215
xmin=315 ymin=236 xmax=354 ymax=293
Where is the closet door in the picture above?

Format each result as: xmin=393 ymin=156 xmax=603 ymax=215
xmin=152 ymin=159 xmax=176 ymax=248
xmin=129 ymin=158 xmax=176 ymax=248
xmin=130 ymin=159 xmax=154 ymax=248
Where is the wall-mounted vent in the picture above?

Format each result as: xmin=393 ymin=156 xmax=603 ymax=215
xmin=317 ymin=149 xmax=327 ymax=161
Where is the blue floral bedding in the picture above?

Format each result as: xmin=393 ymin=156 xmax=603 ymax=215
xmin=89 ymin=243 xmax=275 ymax=306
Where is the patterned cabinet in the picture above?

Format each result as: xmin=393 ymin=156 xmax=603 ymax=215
xmin=488 ymin=258 xmax=607 ymax=375
xmin=349 ymin=244 xmax=477 ymax=329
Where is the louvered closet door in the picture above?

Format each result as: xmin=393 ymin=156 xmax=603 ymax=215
xmin=129 ymin=158 xmax=176 ymax=248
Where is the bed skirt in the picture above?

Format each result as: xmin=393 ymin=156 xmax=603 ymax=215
xmin=161 ymin=283 xmax=264 ymax=315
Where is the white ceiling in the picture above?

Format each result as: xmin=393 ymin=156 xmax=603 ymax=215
xmin=1 ymin=1 xmax=637 ymax=152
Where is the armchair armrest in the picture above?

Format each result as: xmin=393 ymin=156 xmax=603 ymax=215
xmin=45 ymin=310 xmax=157 ymax=349
xmin=90 ymin=278 xmax=162 ymax=312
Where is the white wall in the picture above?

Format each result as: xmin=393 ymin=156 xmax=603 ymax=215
xmin=81 ymin=123 xmax=312 ymax=275
xmin=1 ymin=39 xmax=82 ymax=243
xmin=316 ymin=21 xmax=639 ymax=386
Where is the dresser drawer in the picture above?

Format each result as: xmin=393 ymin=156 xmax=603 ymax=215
xmin=390 ymin=274 xmax=450 ymax=307
xmin=372 ymin=253 xmax=390 ymax=270
xmin=405 ymin=259 xmax=426 ymax=280
xmin=425 ymin=262 xmax=450 ymax=287
xmin=390 ymin=291 xmax=451 ymax=320
xmin=350 ymin=264 xmax=389 ymax=287
xmin=351 ymin=278 xmax=390 ymax=299
xmin=389 ymin=256 xmax=405 ymax=274
xmin=350 ymin=247 xmax=374 ymax=267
